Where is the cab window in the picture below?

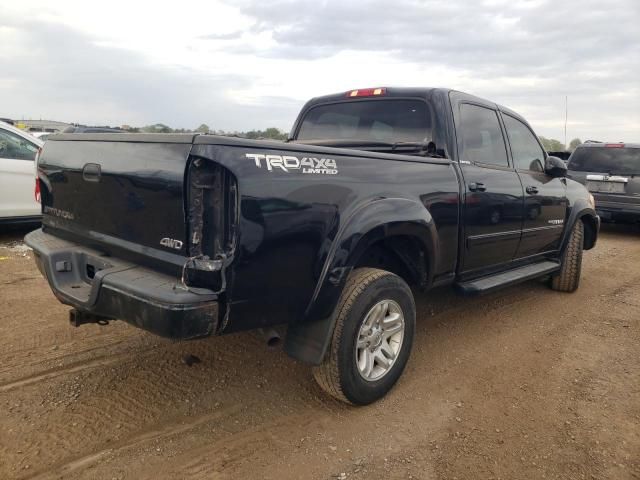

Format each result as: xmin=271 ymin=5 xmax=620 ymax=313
xmin=459 ymin=104 xmax=509 ymax=167
xmin=503 ymin=114 xmax=545 ymax=172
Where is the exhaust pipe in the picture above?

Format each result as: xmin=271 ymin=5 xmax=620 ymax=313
xmin=69 ymin=309 xmax=111 ymax=327
xmin=257 ymin=327 xmax=282 ymax=348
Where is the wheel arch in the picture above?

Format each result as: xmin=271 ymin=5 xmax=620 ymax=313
xmin=561 ymin=199 xmax=598 ymax=253
xmin=580 ymin=213 xmax=598 ymax=250
xmin=284 ymin=197 xmax=437 ymax=364
xmin=348 ymin=228 xmax=433 ymax=289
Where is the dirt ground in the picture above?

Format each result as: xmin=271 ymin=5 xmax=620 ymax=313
xmin=0 ymin=224 xmax=638 ymax=480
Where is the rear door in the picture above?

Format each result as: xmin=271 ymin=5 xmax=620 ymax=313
xmin=451 ymin=97 xmax=525 ymax=274
xmin=501 ymin=113 xmax=567 ymax=258
xmin=0 ymin=126 xmax=41 ymax=219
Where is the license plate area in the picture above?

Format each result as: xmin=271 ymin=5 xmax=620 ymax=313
xmin=586 ymin=180 xmax=626 ymax=193
xmin=50 ymin=252 xmax=114 ymax=304
xmin=585 ymin=174 xmax=628 ymax=194
xmin=47 ymin=250 xmax=133 ymax=307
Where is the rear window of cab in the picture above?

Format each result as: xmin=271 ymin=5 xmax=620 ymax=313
xmin=297 ymin=99 xmax=433 ymax=144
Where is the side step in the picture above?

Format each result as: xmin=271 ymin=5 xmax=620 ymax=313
xmin=456 ymin=260 xmax=561 ymax=296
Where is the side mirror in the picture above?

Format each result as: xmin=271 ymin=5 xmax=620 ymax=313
xmin=545 ymin=156 xmax=568 ymax=178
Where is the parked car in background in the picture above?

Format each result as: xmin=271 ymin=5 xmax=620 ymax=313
xmin=567 ymin=142 xmax=640 ymax=223
xmin=0 ymin=121 xmax=43 ymax=225
xmin=62 ymin=125 xmax=124 ymax=133
xmin=32 ymin=133 xmax=53 ymax=141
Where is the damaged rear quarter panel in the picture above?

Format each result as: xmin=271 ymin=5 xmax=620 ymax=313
xmin=189 ymin=140 xmax=459 ymax=333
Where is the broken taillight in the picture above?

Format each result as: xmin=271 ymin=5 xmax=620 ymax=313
xmin=35 ymin=178 xmax=41 ymax=203
xmin=34 ymin=147 xmax=42 ymax=203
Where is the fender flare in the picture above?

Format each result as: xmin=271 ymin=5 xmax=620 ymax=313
xmin=284 ymin=197 xmax=438 ymax=364
xmin=561 ymin=200 xmax=599 ymax=252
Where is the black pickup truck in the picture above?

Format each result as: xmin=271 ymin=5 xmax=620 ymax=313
xmin=26 ymin=87 xmax=599 ymax=405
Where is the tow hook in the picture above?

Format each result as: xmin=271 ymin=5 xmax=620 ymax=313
xmin=69 ymin=309 xmax=112 ymax=327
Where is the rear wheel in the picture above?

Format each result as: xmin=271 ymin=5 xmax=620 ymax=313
xmin=312 ymin=268 xmax=415 ymax=405
xmin=550 ymin=220 xmax=584 ymax=292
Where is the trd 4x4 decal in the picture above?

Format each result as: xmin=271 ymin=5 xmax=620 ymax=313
xmin=246 ymin=153 xmax=338 ymax=175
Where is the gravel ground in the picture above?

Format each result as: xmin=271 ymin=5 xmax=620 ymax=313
xmin=0 ymin=224 xmax=638 ymax=480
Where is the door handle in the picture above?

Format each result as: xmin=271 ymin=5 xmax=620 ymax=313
xmin=468 ymin=182 xmax=486 ymax=192
xmin=82 ymin=163 xmax=101 ymax=182
xmin=526 ymin=186 xmax=539 ymax=194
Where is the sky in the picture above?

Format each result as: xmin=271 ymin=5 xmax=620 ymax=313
xmin=1 ymin=0 xmax=639 ymax=143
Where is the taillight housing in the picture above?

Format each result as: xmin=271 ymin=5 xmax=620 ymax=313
xmin=34 ymin=147 xmax=42 ymax=203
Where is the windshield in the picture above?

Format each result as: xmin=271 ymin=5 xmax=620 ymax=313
xmin=296 ymin=99 xmax=432 ymax=144
xmin=568 ymin=146 xmax=640 ymax=174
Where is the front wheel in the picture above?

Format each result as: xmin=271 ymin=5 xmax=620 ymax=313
xmin=550 ymin=220 xmax=584 ymax=292
xmin=312 ymin=268 xmax=416 ymax=405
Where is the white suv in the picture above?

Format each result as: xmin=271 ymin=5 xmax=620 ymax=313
xmin=0 ymin=121 xmax=43 ymax=225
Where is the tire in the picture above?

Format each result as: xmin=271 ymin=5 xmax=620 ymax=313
xmin=312 ymin=268 xmax=416 ymax=405
xmin=550 ymin=220 xmax=584 ymax=292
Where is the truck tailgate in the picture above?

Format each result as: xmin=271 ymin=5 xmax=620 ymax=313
xmin=38 ymin=134 xmax=195 ymax=264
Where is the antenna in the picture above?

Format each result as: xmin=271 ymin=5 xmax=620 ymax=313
xmin=564 ymin=95 xmax=568 ymax=149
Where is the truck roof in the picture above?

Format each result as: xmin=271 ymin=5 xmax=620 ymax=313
xmin=302 ymin=87 xmax=528 ymax=125
xmin=303 ymin=87 xmax=442 ymax=107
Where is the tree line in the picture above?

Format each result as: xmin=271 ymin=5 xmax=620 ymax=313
xmin=128 ymin=123 xmax=289 ymax=141
xmin=539 ymin=137 xmax=582 ymax=152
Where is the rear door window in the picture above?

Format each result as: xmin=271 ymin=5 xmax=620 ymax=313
xmin=459 ymin=104 xmax=509 ymax=167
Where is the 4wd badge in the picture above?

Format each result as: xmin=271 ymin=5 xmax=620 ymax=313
xmin=246 ymin=153 xmax=338 ymax=175
xmin=160 ymin=237 xmax=183 ymax=250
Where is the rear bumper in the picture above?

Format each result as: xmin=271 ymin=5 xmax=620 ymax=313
xmin=0 ymin=215 xmax=42 ymax=226
xmin=595 ymin=199 xmax=640 ymax=222
xmin=25 ymin=229 xmax=219 ymax=339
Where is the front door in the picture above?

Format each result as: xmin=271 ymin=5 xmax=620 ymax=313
xmin=456 ymin=102 xmax=525 ymax=273
xmin=501 ymin=113 xmax=567 ymax=258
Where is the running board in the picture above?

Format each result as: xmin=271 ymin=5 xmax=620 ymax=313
xmin=456 ymin=261 xmax=561 ymax=296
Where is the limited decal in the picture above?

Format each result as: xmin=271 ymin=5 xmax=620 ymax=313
xmin=44 ymin=206 xmax=75 ymax=220
xmin=548 ymin=219 xmax=564 ymax=225
xmin=245 ymin=153 xmax=338 ymax=175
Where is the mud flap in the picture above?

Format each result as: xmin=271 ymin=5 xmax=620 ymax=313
xmin=284 ymin=314 xmax=337 ymax=365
